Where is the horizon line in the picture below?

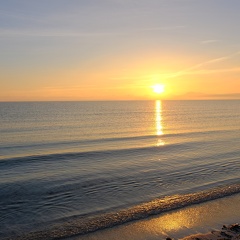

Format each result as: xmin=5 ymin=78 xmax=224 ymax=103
xmin=0 ymin=98 xmax=240 ymax=103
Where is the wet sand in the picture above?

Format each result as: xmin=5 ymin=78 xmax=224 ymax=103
xmin=68 ymin=193 xmax=240 ymax=240
xmin=181 ymin=223 xmax=240 ymax=240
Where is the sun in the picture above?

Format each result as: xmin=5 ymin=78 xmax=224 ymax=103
xmin=152 ymin=84 xmax=165 ymax=94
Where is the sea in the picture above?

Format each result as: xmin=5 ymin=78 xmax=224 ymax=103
xmin=0 ymin=100 xmax=239 ymax=239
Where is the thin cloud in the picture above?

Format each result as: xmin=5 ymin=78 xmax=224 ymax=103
xmin=173 ymin=67 xmax=240 ymax=76
xmin=111 ymin=75 xmax=152 ymax=81
xmin=201 ymin=39 xmax=219 ymax=44
xmin=44 ymin=84 xmax=137 ymax=91
xmin=137 ymin=25 xmax=186 ymax=32
xmin=166 ymin=51 xmax=240 ymax=78
xmin=0 ymin=9 xmax=47 ymax=24
xmin=0 ymin=25 xmax=186 ymax=38
xmin=0 ymin=29 xmax=124 ymax=37
xmin=206 ymin=93 xmax=240 ymax=98
xmin=112 ymin=51 xmax=240 ymax=82
xmin=173 ymin=92 xmax=240 ymax=100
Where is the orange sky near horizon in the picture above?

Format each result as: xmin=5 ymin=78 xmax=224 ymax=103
xmin=1 ymin=0 xmax=240 ymax=101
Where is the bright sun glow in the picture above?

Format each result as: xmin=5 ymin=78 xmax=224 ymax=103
xmin=153 ymin=84 xmax=165 ymax=94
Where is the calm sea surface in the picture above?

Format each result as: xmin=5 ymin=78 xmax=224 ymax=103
xmin=0 ymin=100 xmax=239 ymax=238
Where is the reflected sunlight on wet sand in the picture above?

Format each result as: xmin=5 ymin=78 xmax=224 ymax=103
xmin=70 ymin=194 xmax=240 ymax=240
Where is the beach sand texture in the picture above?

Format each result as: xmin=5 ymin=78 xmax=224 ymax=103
xmin=67 ymin=193 xmax=240 ymax=240
xmin=181 ymin=223 xmax=240 ymax=240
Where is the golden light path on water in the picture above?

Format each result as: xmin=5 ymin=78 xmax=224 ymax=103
xmin=155 ymin=100 xmax=165 ymax=146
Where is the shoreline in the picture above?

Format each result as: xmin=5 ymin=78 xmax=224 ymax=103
xmin=2 ymin=192 xmax=239 ymax=240
xmin=67 ymin=193 xmax=240 ymax=240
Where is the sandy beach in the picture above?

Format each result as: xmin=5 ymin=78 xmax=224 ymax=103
xmin=181 ymin=223 xmax=240 ymax=240
xmin=68 ymin=193 xmax=240 ymax=240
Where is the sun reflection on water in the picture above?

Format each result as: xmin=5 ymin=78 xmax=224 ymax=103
xmin=155 ymin=100 xmax=165 ymax=146
xmin=156 ymin=100 xmax=163 ymax=135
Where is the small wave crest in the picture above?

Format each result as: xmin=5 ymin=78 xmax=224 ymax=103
xmin=0 ymin=141 xmax=191 ymax=168
xmin=4 ymin=183 xmax=240 ymax=240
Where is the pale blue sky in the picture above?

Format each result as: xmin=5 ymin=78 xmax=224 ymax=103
xmin=1 ymin=0 xmax=240 ymax=100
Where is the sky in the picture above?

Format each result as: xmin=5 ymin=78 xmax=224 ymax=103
xmin=0 ymin=0 xmax=240 ymax=101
